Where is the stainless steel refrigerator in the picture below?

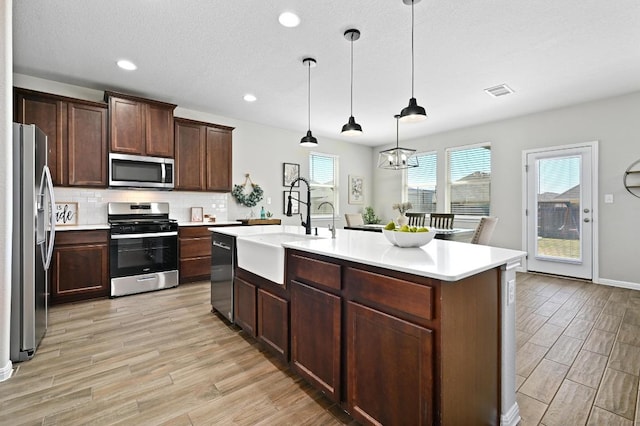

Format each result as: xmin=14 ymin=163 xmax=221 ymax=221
xmin=10 ymin=123 xmax=56 ymax=362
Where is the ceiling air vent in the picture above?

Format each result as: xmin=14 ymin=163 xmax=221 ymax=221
xmin=484 ymin=84 xmax=514 ymax=98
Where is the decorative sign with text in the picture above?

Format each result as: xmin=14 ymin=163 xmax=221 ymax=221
xmin=55 ymin=202 xmax=78 ymax=225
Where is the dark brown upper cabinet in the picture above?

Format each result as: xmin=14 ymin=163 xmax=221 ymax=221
xmin=174 ymin=117 xmax=233 ymax=192
xmin=104 ymin=91 xmax=176 ymax=158
xmin=14 ymin=88 xmax=108 ymax=187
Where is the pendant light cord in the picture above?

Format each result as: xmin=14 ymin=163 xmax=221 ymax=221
xmin=411 ymin=0 xmax=415 ymax=98
xmin=350 ymin=36 xmax=354 ymax=116
xmin=307 ymin=61 xmax=311 ymax=131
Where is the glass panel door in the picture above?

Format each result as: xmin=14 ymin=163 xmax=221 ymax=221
xmin=526 ymin=145 xmax=594 ymax=279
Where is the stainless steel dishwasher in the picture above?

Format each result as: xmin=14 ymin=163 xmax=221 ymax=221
xmin=211 ymin=232 xmax=235 ymax=322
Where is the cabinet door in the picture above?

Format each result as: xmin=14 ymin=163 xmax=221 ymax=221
xmin=145 ymin=103 xmax=174 ymax=157
xmin=205 ymin=127 xmax=232 ymax=192
xmin=346 ymin=301 xmax=434 ymax=426
xmin=14 ymin=91 xmax=65 ymax=185
xmin=175 ymin=120 xmax=205 ymax=190
xmin=50 ymin=244 xmax=109 ymax=304
xmin=67 ymin=102 xmax=108 ymax=186
xmin=234 ymin=277 xmax=257 ymax=336
xmin=291 ymin=280 xmax=341 ymax=402
xmin=258 ymin=289 xmax=289 ymax=362
xmin=109 ymin=96 xmax=144 ymax=154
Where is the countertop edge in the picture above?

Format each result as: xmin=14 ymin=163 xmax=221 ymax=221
xmin=55 ymin=224 xmax=110 ymax=231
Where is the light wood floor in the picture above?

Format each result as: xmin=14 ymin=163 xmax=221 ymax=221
xmin=516 ymin=273 xmax=640 ymax=425
xmin=1 ymin=273 xmax=639 ymax=425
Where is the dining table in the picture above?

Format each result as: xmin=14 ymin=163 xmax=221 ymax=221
xmin=344 ymin=224 xmax=475 ymax=241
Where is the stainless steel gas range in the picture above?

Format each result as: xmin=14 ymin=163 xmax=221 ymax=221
xmin=108 ymin=202 xmax=179 ymax=297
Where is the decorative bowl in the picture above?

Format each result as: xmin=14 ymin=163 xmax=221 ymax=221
xmin=382 ymin=229 xmax=436 ymax=248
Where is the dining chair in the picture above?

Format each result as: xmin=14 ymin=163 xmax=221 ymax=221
xmin=405 ymin=212 xmax=426 ymax=227
xmin=344 ymin=213 xmax=364 ymax=227
xmin=429 ymin=213 xmax=455 ymax=229
xmin=471 ymin=217 xmax=499 ymax=245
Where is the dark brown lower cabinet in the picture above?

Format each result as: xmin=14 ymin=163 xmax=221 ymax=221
xmin=346 ymin=301 xmax=434 ymax=425
xmin=234 ymin=277 xmax=256 ymax=336
xmin=290 ymin=280 xmax=341 ymax=403
xmin=257 ymin=289 xmax=289 ymax=361
xmin=50 ymin=230 xmax=109 ymax=304
xmin=286 ymin=249 xmax=500 ymax=426
xmin=178 ymin=226 xmax=212 ymax=283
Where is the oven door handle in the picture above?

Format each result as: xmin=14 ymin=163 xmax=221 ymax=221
xmin=111 ymin=231 xmax=178 ymax=240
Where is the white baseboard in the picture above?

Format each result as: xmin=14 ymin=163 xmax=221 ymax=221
xmin=501 ymin=402 xmax=521 ymax=426
xmin=0 ymin=359 xmax=13 ymax=382
xmin=597 ymin=278 xmax=640 ymax=291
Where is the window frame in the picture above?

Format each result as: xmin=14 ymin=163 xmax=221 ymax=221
xmin=445 ymin=142 xmax=492 ymax=217
xmin=402 ymin=150 xmax=438 ymax=214
xmin=309 ymin=151 xmax=339 ymax=218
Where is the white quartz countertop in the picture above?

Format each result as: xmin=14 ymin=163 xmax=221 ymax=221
xmin=55 ymin=221 xmax=241 ymax=231
xmin=179 ymin=220 xmax=241 ymax=227
xmin=55 ymin=224 xmax=110 ymax=231
xmin=208 ymin=224 xmax=315 ymax=237
xmin=212 ymin=225 xmax=525 ymax=282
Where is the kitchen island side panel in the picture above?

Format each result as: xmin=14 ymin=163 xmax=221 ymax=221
xmin=440 ymin=267 xmax=500 ymax=425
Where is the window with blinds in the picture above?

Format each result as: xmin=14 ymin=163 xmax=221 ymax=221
xmin=405 ymin=152 xmax=437 ymax=213
xmin=446 ymin=144 xmax=491 ymax=216
xmin=309 ymin=152 xmax=338 ymax=216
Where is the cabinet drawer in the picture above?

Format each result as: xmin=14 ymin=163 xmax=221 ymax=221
xmin=55 ymin=230 xmax=108 ymax=245
xmin=179 ymin=257 xmax=210 ymax=281
xmin=180 ymin=237 xmax=211 ymax=258
xmin=345 ymin=267 xmax=434 ymax=321
xmin=179 ymin=226 xmax=211 ymax=238
xmin=289 ymin=253 xmax=341 ymax=291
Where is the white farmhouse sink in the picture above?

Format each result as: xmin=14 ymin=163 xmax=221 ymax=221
xmin=236 ymin=232 xmax=323 ymax=284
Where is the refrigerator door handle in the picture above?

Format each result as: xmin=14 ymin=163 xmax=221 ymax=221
xmin=40 ymin=165 xmax=56 ymax=270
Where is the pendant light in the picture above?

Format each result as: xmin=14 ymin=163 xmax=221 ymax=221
xmin=378 ymin=114 xmax=419 ymax=169
xmin=341 ymin=29 xmax=362 ymax=136
xmin=399 ymin=0 xmax=427 ymax=123
xmin=300 ymin=57 xmax=318 ymax=147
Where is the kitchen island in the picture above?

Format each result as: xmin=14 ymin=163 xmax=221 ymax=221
xmin=210 ymin=225 xmax=524 ymax=426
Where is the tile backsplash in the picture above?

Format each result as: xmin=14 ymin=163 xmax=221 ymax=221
xmin=54 ymin=187 xmax=229 ymax=224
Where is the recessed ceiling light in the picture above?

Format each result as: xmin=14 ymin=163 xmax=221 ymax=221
xmin=243 ymin=94 xmax=257 ymax=102
xmin=278 ymin=11 xmax=300 ymax=28
xmin=117 ymin=59 xmax=137 ymax=71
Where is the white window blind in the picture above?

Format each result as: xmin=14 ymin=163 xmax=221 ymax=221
xmin=309 ymin=152 xmax=338 ymax=216
xmin=447 ymin=144 xmax=491 ymax=216
xmin=405 ymin=152 xmax=437 ymax=213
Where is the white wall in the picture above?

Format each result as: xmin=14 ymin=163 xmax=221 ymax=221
xmin=373 ymin=91 xmax=640 ymax=286
xmin=0 ymin=0 xmax=13 ymax=382
xmin=13 ymin=74 xmax=375 ymax=229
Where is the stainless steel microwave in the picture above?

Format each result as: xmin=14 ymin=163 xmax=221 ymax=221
xmin=109 ymin=153 xmax=174 ymax=189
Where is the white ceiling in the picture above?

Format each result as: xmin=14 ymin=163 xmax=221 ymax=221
xmin=12 ymin=0 xmax=640 ymax=147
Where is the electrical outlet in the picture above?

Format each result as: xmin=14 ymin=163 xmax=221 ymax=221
xmin=604 ymin=194 xmax=614 ymax=204
xmin=267 ymin=197 xmax=272 ymax=205
xmin=508 ymin=279 xmax=515 ymax=305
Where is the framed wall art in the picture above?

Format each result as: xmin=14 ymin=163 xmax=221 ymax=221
xmin=190 ymin=207 xmax=204 ymax=222
xmin=348 ymin=175 xmax=364 ymax=204
xmin=55 ymin=202 xmax=78 ymax=225
xmin=283 ymin=163 xmax=300 ymax=187
xmin=283 ymin=191 xmax=300 ymax=214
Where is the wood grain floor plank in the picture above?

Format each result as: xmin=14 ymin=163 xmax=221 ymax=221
xmin=541 ymin=379 xmax=596 ymax=426
xmin=595 ymin=368 xmax=639 ymax=420
xmin=567 ymin=349 xmax=608 ymax=389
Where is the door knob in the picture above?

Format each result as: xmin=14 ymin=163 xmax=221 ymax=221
xmin=584 ymin=218 xmax=591 ymax=223
xmin=583 ymin=208 xmax=590 ymax=213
